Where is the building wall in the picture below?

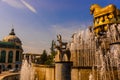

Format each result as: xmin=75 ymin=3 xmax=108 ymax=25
xmin=34 ymin=65 xmax=55 ymax=80
xmin=0 ymin=48 xmax=22 ymax=71
xmin=33 ymin=65 xmax=94 ymax=80
xmin=33 ymin=65 xmax=119 ymax=80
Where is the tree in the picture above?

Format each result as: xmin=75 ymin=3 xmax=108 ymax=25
xmin=37 ymin=40 xmax=57 ymax=65
xmin=49 ymin=40 xmax=57 ymax=64
xmin=39 ymin=50 xmax=48 ymax=64
xmin=50 ymin=40 xmax=56 ymax=58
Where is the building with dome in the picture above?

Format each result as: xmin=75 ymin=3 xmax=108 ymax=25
xmin=0 ymin=29 xmax=23 ymax=71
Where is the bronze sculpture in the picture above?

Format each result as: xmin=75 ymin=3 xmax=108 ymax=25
xmin=54 ymin=34 xmax=71 ymax=62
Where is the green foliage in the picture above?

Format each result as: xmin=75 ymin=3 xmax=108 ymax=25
xmin=45 ymin=55 xmax=53 ymax=65
xmin=45 ymin=40 xmax=57 ymax=65
xmin=38 ymin=50 xmax=48 ymax=64
xmin=38 ymin=40 xmax=57 ymax=65
xmin=50 ymin=40 xmax=56 ymax=55
xmin=49 ymin=40 xmax=57 ymax=64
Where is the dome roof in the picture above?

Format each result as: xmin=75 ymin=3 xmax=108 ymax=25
xmin=2 ymin=29 xmax=22 ymax=45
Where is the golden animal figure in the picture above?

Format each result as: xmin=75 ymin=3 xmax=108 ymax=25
xmin=90 ymin=4 xmax=116 ymax=17
xmin=90 ymin=4 xmax=120 ymax=36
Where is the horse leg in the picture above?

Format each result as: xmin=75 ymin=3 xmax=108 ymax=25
xmin=59 ymin=53 xmax=62 ymax=61
xmin=67 ymin=52 xmax=71 ymax=61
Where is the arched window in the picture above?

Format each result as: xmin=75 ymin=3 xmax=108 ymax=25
xmin=16 ymin=51 xmax=20 ymax=61
xmin=1 ymin=64 xmax=5 ymax=71
xmin=8 ymin=51 xmax=13 ymax=63
xmin=7 ymin=65 xmax=12 ymax=69
xmin=0 ymin=51 xmax=6 ymax=63
xmin=15 ymin=64 xmax=19 ymax=69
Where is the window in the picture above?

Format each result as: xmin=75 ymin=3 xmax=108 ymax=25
xmin=0 ymin=51 xmax=6 ymax=63
xmin=1 ymin=64 xmax=5 ymax=71
xmin=15 ymin=64 xmax=19 ymax=69
xmin=7 ymin=65 xmax=12 ymax=69
xmin=16 ymin=51 xmax=19 ymax=61
xmin=8 ymin=51 xmax=13 ymax=63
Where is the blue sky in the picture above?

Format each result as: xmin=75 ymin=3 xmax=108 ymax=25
xmin=0 ymin=0 xmax=120 ymax=53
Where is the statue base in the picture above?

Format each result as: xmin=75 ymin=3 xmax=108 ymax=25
xmin=110 ymin=41 xmax=120 ymax=45
xmin=55 ymin=61 xmax=73 ymax=80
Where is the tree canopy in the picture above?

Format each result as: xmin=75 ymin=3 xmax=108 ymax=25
xmin=38 ymin=40 xmax=57 ymax=65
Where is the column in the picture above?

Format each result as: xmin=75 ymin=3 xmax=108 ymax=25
xmin=55 ymin=62 xmax=73 ymax=80
xmin=19 ymin=51 xmax=22 ymax=62
xmin=6 ymin=50 xmax=8 ymax=63
xmin=13 ymin=50 xmax=16 ymax=63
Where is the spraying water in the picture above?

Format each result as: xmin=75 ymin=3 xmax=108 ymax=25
xmin=20 ymin=56 xmax=35 ymax=80
xmin=69 ymin=24 xmax=120 ymax=80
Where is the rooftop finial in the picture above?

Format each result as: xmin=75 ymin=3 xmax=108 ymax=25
xmin=9 ymin=28 xmax=15 ymax=35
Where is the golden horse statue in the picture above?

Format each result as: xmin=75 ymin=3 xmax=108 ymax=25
xmin=90 ymin=4 xmax=120 ymax=36
xmin=90 ymin=4 xmax=118 ymax=18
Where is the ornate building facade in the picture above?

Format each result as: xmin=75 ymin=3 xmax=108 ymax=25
xmin=0 ymin=29 xmax=23 ymax=71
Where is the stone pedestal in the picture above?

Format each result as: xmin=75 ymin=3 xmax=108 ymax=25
xmin=110 ymin=42 xmax=120 ymax=50
xmin=55 ymin=61 xmax=73 ymax=80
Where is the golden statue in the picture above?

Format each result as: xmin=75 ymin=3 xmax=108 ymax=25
xmin=90 ymin=4 xmax=117 ymax=17
xmin=90 ymin=4 xmax=120 ymax=36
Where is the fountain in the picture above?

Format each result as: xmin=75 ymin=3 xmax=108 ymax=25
xmin=20 ymin=55 xmax=35 ymax=80
xmin=69 ymin=4 xmax=120 ymax=80
xmin=19 ymin=4 xmax=120 ymax=80
xmin=69 ymin=24 xmax=120 ymax=80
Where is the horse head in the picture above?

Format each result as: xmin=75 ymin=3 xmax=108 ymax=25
xmin=90 ymin=4 xmax=101 ymax=15
xmin=57 ymin=34 xmax=62 ymax=42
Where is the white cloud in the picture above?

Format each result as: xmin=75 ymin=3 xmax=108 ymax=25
xmin=49 ymin=22 xmax=91 ymax=44
xmin=1 ymin=0 xmax=24 ymax=8
xmin=21 ymin=0 xmax=37 ymax=13
xmin=23 ymin=45 xmax=41 ymax=54
xmin=22 ymin=40 xmax=49 ymax=54
xmin=50 ymin=24 xmax=82 ymax=42
xmin=1 ymin=0 xmax=37 ymax=13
